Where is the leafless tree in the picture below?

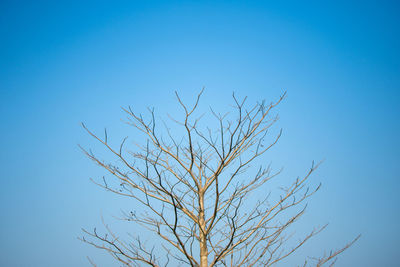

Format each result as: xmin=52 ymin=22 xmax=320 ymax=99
xmin=80 ymin=90 xmax=359 ymax=266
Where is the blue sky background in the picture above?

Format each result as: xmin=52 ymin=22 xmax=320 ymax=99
xmin=1 ymin=1 xmax=399 ymax=266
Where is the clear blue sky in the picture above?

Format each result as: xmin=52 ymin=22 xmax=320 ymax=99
xmin=1 ymin=1 xmax=399 ymax=266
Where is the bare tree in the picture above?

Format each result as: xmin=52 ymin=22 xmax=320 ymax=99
xmin=80 ymin=90 xmax=359 ymax=266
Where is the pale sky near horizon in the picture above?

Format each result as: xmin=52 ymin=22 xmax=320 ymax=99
xmin=1 ymin=1 xmax=399 ymax=266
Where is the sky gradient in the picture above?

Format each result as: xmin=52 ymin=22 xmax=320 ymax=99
xmin=1 ymin=1 xmax=399 ymax=266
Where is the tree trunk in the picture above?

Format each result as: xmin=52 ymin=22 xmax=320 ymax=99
xmin=199 ymin=193 xmax=208 ymax=267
